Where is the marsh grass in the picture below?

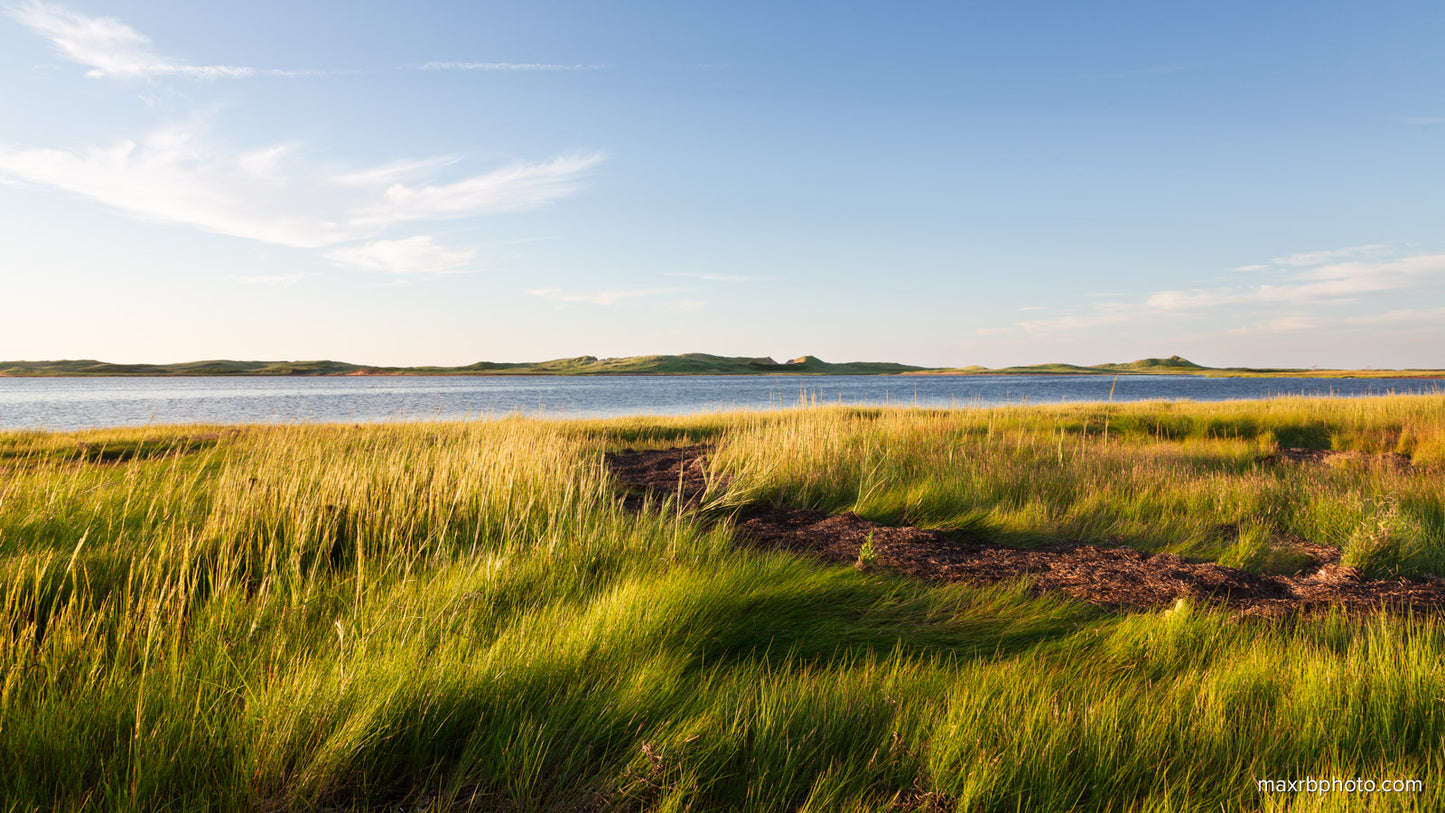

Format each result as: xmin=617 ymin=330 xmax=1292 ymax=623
xmin=711 ymin=395 xmax=1445 ymax=578
xmin=1 ymin=396 xmax=1442 ymax=810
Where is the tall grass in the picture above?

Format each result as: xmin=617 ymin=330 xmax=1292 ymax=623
xmin=711 ymin=395 xmax=1445 ymax=578
xmin=1 ymin=397 xmax=1441 ymax=810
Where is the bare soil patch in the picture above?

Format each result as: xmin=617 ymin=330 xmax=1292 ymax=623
xmin=604 ymin=444 xmax=718 ymax=511
xmin=1267 ymin=446 xmax=1412 ymax=470
xmin=606 ymin=446 xmax=1445 ymax=617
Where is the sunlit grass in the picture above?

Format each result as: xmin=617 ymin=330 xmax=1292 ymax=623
xmin=1 ymin=396 xmax=1442 ymax=810
xmin=711 ymin=395 xmax=1445 ymax=577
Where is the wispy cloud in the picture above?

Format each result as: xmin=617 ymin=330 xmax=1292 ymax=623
xmin=349 ymin=152 xmax=603 ymax=229
xmin=420 ymin=61 xmax=602 ymax=72
xmin=1228 ymin=307 xmax=1445 ymax=336
xmin=325 ymin=236 xmax=476 ymax=275
xmin=1014 ymin=247 xmax=1445 ymax=335
xmin=0 ymin=124 xmax=343 ymax=246
xmin=1270 ymin=244 xmax=1387 ymax=267
xmin=331 ymin=157 xmax=461 ymax=187
xmin=529 ymin=287 xmax=676 ymax=306
xmin=9 ymin=3 xmax=602 ymax=81
xmin=0 ymin=121 xmax=601 ymax=250
xmin=1142 ymin=252 xmax=1445 ymax=312
xmin=1 ymin=3 xmax=606 ymax=281
xmin=7 ymin=1 xmax=285 ymax=79
xmin=1397 ymin=116 xmax=1445 ymax=126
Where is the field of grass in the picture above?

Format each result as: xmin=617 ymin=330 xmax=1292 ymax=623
xmin=2 ymin=395 xmax=1442 ymax=810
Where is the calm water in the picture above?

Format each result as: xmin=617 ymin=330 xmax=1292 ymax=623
xmin=0 ymin=375 xmax=1439 ymax=431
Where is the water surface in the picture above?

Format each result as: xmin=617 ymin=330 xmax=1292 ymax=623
xmin=0 ymin=375 xmax=1439 ymax=431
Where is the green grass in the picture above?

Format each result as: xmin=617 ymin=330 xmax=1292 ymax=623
xmin=709 ymin=396 xmax=1445 ymax=578
xmin=2 ymin=396 xmax=1443 ymax=810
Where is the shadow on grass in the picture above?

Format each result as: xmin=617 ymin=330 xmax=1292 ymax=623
xmin=261 ymin=562 xmax=1094 ymax=811
xmin=0 ymin=434 xmax=225 ymax=466
xmin=623 ymin=559 xmax=1096 ymax=672
xmin=592 ymin=425 xmax=729 ymax=447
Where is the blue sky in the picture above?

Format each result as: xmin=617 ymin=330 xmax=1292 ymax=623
xmin=1 ymin=1 xmax=1442 ymax=368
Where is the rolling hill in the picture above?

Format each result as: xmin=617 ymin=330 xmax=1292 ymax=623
xmin=1 ymin=354 xmax=1437 ymax=378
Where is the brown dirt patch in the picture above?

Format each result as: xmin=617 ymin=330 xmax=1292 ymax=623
xmin=604 ymin=444 xmax=719 ymax=511
xmin=606 ymin=446 xmax=1445 ymax=617
xmin=737 ymin=506 xmax=1445 ymax=617
xmin=1267 ymin=446 xmax=1412 ymax=470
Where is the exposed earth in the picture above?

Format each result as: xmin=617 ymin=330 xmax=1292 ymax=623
xmin=605 ymin=445 xmax=1445 ymax=617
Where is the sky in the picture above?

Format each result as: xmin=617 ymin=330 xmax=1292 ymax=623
xmin=1 ymin=0 xmax=1442 ymax=369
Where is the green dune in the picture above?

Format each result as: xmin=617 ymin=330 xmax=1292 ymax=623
xmin=1 ymin=353 xmax=1439 ymax=378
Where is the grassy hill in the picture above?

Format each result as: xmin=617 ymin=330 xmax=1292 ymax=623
xmin=1098 ymin=354 xmax=1206 ymax=372
xmin=0 ymin=354 xmax=926 ymax=377
xmin=926 ymin=354 xmax=1212 ymax=376
xmin=0 ymin=359 xmax=371 ymax=376
xmin=926 ymin=355 xmax=1445 ymax=378
xmin=2 ymin=354 xmax=1439 ymax=378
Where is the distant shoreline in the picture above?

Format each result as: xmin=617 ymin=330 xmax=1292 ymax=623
xmin=1 ymin=353 xmax=1442 ymax=380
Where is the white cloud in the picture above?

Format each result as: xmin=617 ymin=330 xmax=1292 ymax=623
xmin=1 ymin=4 xmax=607 ymax=281
xmin=331 ymin=157 xmax=461 ymax=187
xmin=1227 ymin=307 xmax=1445 ymax=336
xmin=9 ymin=4 xmax=602 ymax=84
xmin=1269 ymin=244 xmax=1387 ymax=267
xmin=0 ymin=121 xmax=600 ymax=250
xmin=1010 ymin=247 xmax=1445 ymax=336
xmin=529 ymin=287 xmax=676 ymax=306
xmin=421 ymin=61 xmax=602 ymax=72
xmin=7 ymin=1 xmax=256 ymax=79
xmin=0 ymin=124 xmax=350 ymax=246
xmin=1144 ymin=252 xmax=1445 ymax=311
xmin=1297 ymin=253 xmax=1445 ymax=282
xmin=1234 ymin=264 xmax=1269 ymax=272
xmin=325 ymin=236 xmax=476 ymax=275
xmin=350 ymin=152 xmax=603 ymax=229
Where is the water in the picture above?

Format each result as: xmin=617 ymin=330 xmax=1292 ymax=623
xmin=0 ymin=374 xmax=1439 ymax=431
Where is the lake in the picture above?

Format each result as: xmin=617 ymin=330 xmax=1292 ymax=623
xmin=0 ymin=375 xmax=1439 ymax=431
